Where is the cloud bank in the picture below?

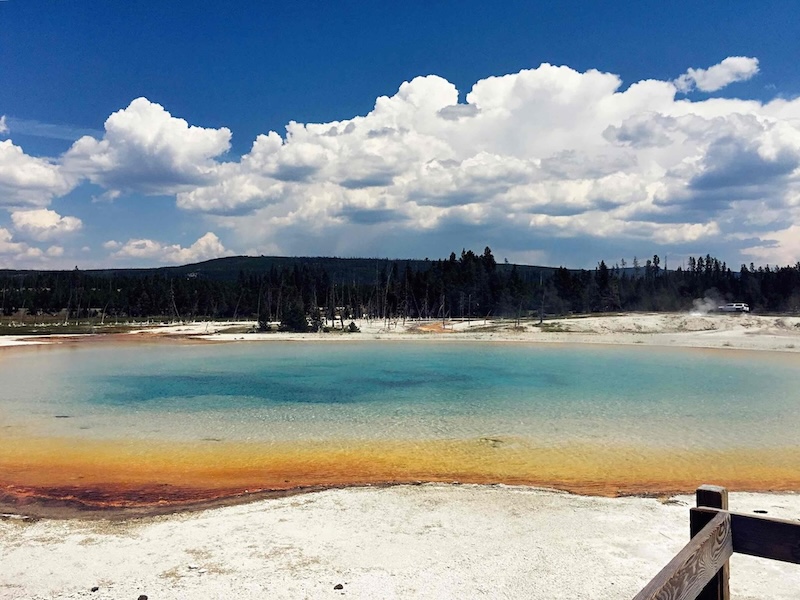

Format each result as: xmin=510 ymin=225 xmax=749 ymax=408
xmin=63 ymin=97 xmax=232 ymax=197
xmin=11 ymin=209 xmax=82 ymax=241
xmin=0 ymin=227 xmax=64 ymax=268
xmin=104 ymin=232 xmax=231 ymax=264
xmin=3 ymin=56 xmax=800 ymax=267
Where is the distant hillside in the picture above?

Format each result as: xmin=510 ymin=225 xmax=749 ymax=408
xmin=2 ymin=251 xmax=797 ymax=319
xmin=1 ymin=254 xmax=559 ymax=284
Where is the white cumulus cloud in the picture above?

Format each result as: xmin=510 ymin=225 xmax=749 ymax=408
xmin=0 ymin=227 xmax=29 ymax=255
xmin=0 ymin=140 xmax=75 ymax=208
xmin=62 ymin=97 xmax=232 ymax=196
xmin=106 ymin=232 xmax=231 ymax=264
xmin=0 ymin=227 xmax=50 ymax=267
xmin=11 ymin=208 xmax=82 ymax=241
xmin=674 ymin=56 xmax=760 ymax=93
xmin=0 ymin=116 xmax=7 ymax=135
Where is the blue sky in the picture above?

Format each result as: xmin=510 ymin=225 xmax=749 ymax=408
xmin=2 ymin=1 xmax=800 ymax=269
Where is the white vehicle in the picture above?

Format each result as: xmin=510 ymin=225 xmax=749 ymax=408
xmin=717 ymin=302 xmax=750 ymax=313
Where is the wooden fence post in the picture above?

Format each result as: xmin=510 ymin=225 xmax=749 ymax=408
xmin=691 ymin=485 xmax=730 ymax=600
xmin=633 ymin=511 xmax=732 ymax=600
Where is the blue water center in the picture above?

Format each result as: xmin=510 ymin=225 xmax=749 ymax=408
xmin=1 ymin=341 xmax=799 ymax=451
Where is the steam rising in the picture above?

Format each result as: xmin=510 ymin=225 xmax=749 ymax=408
xmin=691 ymin=295 xmax=722 ymax=316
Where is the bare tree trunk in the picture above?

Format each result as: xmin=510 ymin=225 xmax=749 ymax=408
xmin=64 ymin=289 xmax=72 ymax=325
xmin=232 ymin=289 xmax=244 ymax=321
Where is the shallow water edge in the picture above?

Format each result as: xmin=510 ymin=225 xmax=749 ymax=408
xmin=3 ymin=435 xmax=800 ymax=518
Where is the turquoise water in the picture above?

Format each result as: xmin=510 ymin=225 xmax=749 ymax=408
xmin=2 ymin=341 xmax=799 ymax=450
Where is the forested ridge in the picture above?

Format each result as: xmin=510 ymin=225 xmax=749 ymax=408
xmin=2 ymin=248 xmax=800 ymax=325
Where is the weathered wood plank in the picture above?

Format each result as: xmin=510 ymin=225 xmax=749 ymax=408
xmin=692 ymin=507 xmax=800 ymax=564
xmin=695 ymin=486 xmax=728 ymax=510
xmin=632 ymin=511 xmax=732 ymax=600
xmin=692 ymin=485 xmax=729 ymax=600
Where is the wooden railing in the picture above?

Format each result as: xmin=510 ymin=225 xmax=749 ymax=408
xmin=633 ymin=484 xmax=800 ymax=600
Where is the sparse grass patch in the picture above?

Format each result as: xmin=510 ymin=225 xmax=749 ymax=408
xmin=217 ymin=326 xmax=253 ymax=334
xmin=78 ymin=536 xmax=100 ymax=546
xmin=461 ymin=324 xmax=506 ymax=333
xmin=159 ymin=566 xmax=183 ymax=581
xmin=186 ymin=547 xmax=212 ymax=560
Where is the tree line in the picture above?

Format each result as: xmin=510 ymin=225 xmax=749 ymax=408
xmin=2 ymin=249 xmax=800 ymax=328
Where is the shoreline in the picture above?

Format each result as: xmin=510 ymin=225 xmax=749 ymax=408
xmin=4 ymin=479 xmax=800 ymax=522
xmin=2 ymin=311 xmax=800 ymax=354
xmin=3 ymin=483 xmax=800 ymax=599
xmin=4 ymin=435 xmax=800 ymax=518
